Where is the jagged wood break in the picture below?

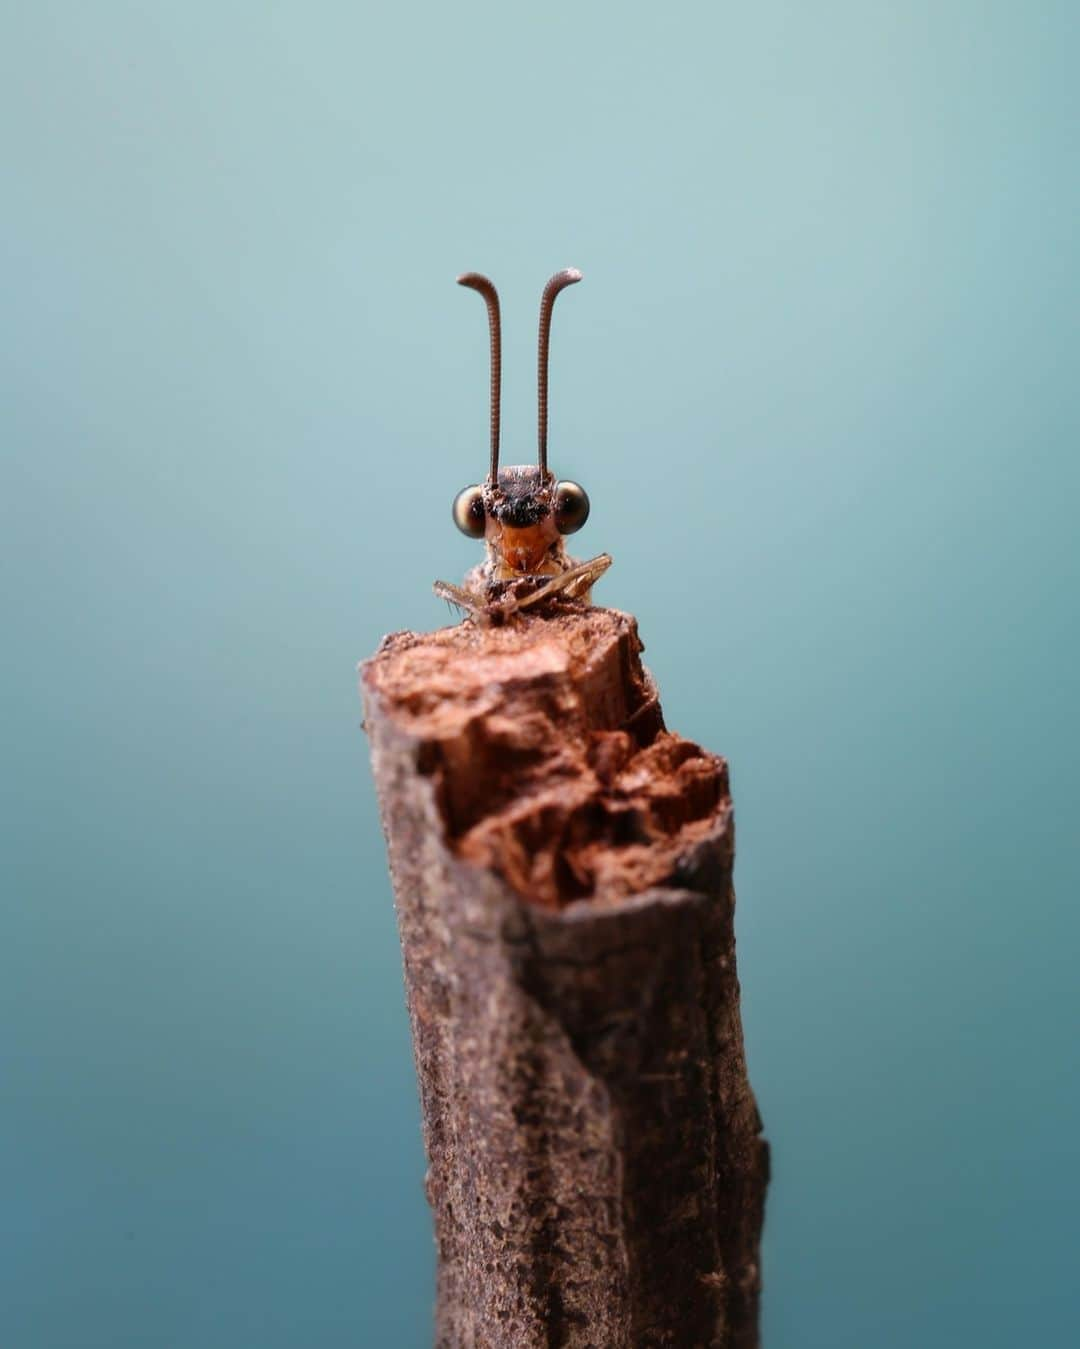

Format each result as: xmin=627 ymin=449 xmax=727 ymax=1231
xmin=362 ymin=603 xmax=768 ymax=1349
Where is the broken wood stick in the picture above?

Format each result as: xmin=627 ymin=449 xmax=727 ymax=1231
xmin=361 ymin=602 xmax=768 ymax=1348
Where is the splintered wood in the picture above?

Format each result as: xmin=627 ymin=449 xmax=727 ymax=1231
xmin=362 ymin=603 xmax=768 ymax=1349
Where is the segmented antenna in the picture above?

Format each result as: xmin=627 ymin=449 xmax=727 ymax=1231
xmin=456 ymin=273 xmax=501 ymax=483
xmin=537 ymin=268 xmax=583 ymax=478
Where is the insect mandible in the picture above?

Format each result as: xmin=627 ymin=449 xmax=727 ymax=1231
xmin=433 ymin=269 xmax=612 ymax=621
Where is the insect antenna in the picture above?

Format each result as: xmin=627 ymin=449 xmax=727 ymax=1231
xmin=457 ymin=273 xmax=501 ymax=483
xmin=537 ymin=268 xmax=582 ymax=479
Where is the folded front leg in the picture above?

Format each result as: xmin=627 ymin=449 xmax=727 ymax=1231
xmin=514 ymin=553 xmax=613 ymax=610
xmin=432 ymin=579 xmax=488 ymax=620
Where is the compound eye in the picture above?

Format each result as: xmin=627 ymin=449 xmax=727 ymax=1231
xmin=554 ymin=480 xmax=590 ymax=534
xmin=452 ymin=484 xmax=486 ymax=538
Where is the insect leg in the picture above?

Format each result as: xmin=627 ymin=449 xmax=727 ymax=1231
xmin=432 ymin=579 xmax=488 ymax=620
xmin=514 ymin=553 xmax=613 ymax=609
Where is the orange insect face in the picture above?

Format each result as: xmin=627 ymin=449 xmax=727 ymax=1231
xmin=482 ymin=466 xmax=559 ymax=577
xmin=488 ymin=519 xmax=560 ymax=576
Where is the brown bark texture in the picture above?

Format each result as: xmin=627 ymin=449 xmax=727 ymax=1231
xmin=361 ymin=603 xmax=768 ymax=1349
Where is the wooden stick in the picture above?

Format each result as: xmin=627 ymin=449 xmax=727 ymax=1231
xmin=361 ymin=603 xmax=768 ymax=1348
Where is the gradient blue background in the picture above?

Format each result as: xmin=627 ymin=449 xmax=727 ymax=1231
xmin=3 ymin=3 xmax=1077 ymax=1345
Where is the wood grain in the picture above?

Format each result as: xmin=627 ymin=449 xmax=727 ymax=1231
xmin=362 ymin=602 xmax=768 ymax=1348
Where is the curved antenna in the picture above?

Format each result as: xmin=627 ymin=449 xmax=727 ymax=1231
xmin=456 ymin=272 xmax=501 ymax=482
xmin=537 ymin=267 xmax=583 ymax=478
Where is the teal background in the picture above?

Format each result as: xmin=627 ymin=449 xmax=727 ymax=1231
xmin=3 ymin=2 xmax=1077 ymax=1345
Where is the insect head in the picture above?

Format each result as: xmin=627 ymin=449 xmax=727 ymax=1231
xmin=452 ymin=270 xmax=590 ymax=552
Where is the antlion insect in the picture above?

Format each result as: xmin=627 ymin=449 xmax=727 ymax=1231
xmin=433 ymin=268 xmax=612 ymax=621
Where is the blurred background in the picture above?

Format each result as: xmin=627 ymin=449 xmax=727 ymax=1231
xmin=3 ymin=2 xmax=1077 ymax=1345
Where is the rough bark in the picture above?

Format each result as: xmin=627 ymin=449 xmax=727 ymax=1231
xmin=361 ymin=602 xmax=768 ymax=1348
